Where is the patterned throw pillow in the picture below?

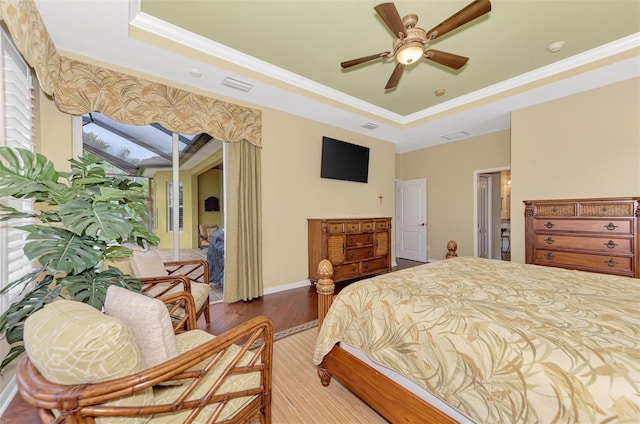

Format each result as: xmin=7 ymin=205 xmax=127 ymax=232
xmin=104 ymin=285 xmax=179 ymax=369
xmin=23 ymin=299 xmax=152 ymax=424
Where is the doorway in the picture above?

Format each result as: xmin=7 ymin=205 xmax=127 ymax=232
xmin=395 ymin=178 xmax=427 ymax=262
xmin=473 ymin=167 xmax=510 ymax=260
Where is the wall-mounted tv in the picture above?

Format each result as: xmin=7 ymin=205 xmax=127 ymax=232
xmin=320 ymin=136 xmax=370 ymax=183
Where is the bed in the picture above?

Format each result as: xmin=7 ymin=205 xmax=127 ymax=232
xmin=206 ymin=226 xmax=225 ymax=287
xmin=313 ymin=256 xmax=640 ymax=423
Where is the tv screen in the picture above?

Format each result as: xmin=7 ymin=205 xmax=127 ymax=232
xmin=320 ymin=137 xmax=370 ymax=183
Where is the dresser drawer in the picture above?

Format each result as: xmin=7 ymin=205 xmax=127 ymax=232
xmin=534 ymin=250 xmax=633 ymax=273
xmin=345 ymin=246 xmax=375 ymax=261
xmin=534 ymin=219 xmax=632 ymax=234
xmin=534 ymin=234 xmax=633 ymax=254
xmin=360 ymin=221 xmax=375 ymax=232
xmin=327 ymin=223 xmax=344 ymax=234
xmin=580 ymin=202 xmax=635 ymax=217
xmin=333 ymin=263 xmax=361 ymax=280
xmin=361 ymin=258 xmax=388 ymax=273
xmin=534 ymin=203 xmax=576 ymax=216
xmin=375 ymin=221 xmax=388 ymax=230
xmin=345 ymin=222 xmax=361 ymax=233
xmin=346 ymin=233 xmax=373 ymax=247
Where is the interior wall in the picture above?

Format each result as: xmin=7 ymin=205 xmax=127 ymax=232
xmin=197 ymin=168 xmax=223 ymax=228
xmin=395 ymin=130 xmax=511 ymax=259
xmin=510 ymin=77 xmax=640 ymax=263
xmin=261 ymin=107 xmax=396 ymax=288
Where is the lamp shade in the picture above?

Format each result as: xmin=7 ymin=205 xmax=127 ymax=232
xmin=396 ymin=42 xmax=424 ymax=65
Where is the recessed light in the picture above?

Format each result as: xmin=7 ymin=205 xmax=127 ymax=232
xmin=547 ymin=41 xmax=565 ymax=53
xmin=189 ymin=68 xmax=202 ymax=78
xmin=434 ymin=88 xmax=446 ymax=96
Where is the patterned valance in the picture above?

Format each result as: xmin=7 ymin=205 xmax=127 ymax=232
xmin=0 ymin=0 xmax=261 ymax=146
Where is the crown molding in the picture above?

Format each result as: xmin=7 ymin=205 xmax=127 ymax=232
xmin=129 ymin=0 xmax=639 ymax=126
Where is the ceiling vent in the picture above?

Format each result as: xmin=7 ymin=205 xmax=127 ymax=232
xmin=441 ymin=130 xmax=469 ymax=140
xmin=222 ymin=77 xmax=254 ymax=92
xmin=361 ymin=122 xmax=380 ymax=130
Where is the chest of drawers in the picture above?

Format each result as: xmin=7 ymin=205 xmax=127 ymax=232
xmin=524 ymin=198 xmax=640 ymax=278
xmin=308 ymin=217 xmax=392 ymax=284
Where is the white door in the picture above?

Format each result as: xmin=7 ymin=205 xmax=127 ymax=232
xmin=477 ymin=175 xmax=490 ymax=258
xmin=395 ymin=179 xmax=427 ymax=262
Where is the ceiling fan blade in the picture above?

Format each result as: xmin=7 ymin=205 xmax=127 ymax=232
xmin=374 ymin=3 xmax=407 ymax=38
xmin=426 ymin=0 xmax=491 ymax=40
xmin=424 ymin=49 xmax=469 ymax=70
xmin=384 ymin=63 xmax=405 ymax=89
xmin=341 ymin=52 xmax=391 ymax=69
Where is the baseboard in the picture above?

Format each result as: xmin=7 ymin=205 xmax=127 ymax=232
xmin=428 ymin=257 xmax=441 ymax=263
xmin=0 ymin=376 xmax=17 ymax=418
xmin=264 ymin=279 xmax=310 ymax=296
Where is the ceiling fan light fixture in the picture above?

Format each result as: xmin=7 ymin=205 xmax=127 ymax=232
xmin=396 ymin=42 xmax=424 ymax=65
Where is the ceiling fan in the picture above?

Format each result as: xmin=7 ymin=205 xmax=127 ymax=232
xmin=341 ymin=0 xmax=492 ymax=89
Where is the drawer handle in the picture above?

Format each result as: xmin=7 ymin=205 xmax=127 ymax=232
xmin=545 ymin=237 xmax=555 ymax=244
xmin=605 ymin=258 xmax=618 ymax=267
xmin=545 ymin=253 xmax=555 ymax=260
xmin=604 ymin=222 xmax=618 ymax=231
xmin=349 ymin=252 xmax=354 ymax=259
xmin=352 ymin=266 xmax=357 ymax=271
xmin=367 ymin=250 xmax=372 ymax=256
xmin=364 ymin=263 xmax=369 ymax=270
xmin=551 ymin=207 xmax=558 ymax=212
xmin=349 ymin=237 xmax=354 ymax=243
xmin=544 ymin=221 xmax=555 ymax=228
xmin=367 ymin=236 xmax=372 ymax=242
xmin=605 ymin=240 xmax=618 ymax=249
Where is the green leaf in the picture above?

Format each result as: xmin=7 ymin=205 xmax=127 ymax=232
xmin=59 ymin=199 xmax=133 ymax=241
xmin=59 ymin=268 xmax=141 ymax=309
xmin=21 ymin=225 xmax=104 ymax=274
xmin=0 ymin=147 xmax=62 ymax=201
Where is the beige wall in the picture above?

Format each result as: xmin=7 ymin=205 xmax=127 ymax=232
xmin=261 ymin=108 xmax=395 ymax=287
xmin=510 ymin=77 xmax=640 ymax=263
xmin=395 ymin=131 xmax=511 ymax=259
xmin=198 ymin=168 xmax=223 ymax=228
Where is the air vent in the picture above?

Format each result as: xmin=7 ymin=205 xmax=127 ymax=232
xmin=441 ymin=130 xmax=469 ymax=140
xmin=361 ymin=122 xmax=380 ymax=130
xmin=222 ymin=77 xmax=254 ymax=92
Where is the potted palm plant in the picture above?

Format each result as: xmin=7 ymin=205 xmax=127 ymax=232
xmin=0 ymin=147 xmax=159 ymax=371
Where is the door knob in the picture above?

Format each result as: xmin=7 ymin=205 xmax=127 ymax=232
xmin=420 ymin=223 xmax=426 ymax=226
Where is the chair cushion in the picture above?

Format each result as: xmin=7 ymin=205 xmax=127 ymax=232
xmin=105 ymin=286 xmax=179 ymax=369
xmin=151 ymin=330 xmax=259 ymax=423
xmin=130 ymin=249 xmax=169 ymax=278
xmin=145 ymin=281 xmax=209 ymax=315
xmin=24 ymin=300 xmax=152 ymax=424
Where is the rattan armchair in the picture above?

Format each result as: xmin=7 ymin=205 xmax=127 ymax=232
xmin=17 ymin=301 xmax=273 ymax=424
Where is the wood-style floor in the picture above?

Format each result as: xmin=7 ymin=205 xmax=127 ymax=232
xmin=0 ymin=258 xmax=424 ymax=423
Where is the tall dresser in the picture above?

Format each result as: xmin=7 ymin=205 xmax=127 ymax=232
xmin=308 ymin=217 xmax=392 ymax=284
xmin=524 ymin=197 xmax=640 ymax=278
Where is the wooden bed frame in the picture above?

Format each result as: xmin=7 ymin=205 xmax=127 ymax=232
xmin=315 ymin=256 xmax=458 ymax=424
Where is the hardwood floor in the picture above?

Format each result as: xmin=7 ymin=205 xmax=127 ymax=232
xmin=0 ymin=258 xmax=424 ymax=423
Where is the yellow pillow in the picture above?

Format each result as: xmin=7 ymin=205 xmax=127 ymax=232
xmin=24 ymin=300 xmax=152 ymax=424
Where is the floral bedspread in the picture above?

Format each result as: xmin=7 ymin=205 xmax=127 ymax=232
xmin=313 ymin=257 xmax=640 ymax=423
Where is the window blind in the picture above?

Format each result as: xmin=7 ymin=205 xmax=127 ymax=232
xmin=0 ymin=29 xmax=34 ymax=313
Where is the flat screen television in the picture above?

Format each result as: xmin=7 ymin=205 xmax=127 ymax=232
xmin=320 ymin=136 xmax=370 ymax=183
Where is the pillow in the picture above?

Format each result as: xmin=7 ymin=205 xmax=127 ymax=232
xmin=23 ymin=300 xmax=152 ymax=423
xmin=104 ymin=285 xmax=179 ymax=369
xmin=130 ymin=249 xmax=168 ymax=278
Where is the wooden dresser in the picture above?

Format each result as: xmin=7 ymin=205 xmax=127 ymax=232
xmin=524 ymin=197 xmax=640 ymax=278
xmin=308 ymin=217 xmax=392 ymax=284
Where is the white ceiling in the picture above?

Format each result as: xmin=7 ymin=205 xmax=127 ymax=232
xmin=32 ymin=0 xmax=640 ymax=153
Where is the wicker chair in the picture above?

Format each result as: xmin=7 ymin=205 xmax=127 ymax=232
xmin=17 ymin=292 xmax=273 ymax=424
xmin=120 ymin=250 xmax=211 ymax=324
xmin=198 ymin=224 xmax=219 ymax=249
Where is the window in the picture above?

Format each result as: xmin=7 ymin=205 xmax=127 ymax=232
xmin=0 ymin=29 xmax=35 ymax=314
xmin=167 ymin=182 xmax=183 ymax=232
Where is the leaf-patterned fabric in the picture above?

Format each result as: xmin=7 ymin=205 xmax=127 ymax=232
xmin=313 ymin=257 xmax=640 ymax=423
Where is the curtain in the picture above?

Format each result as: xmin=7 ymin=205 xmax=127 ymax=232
xmin=224 ymin=140 xmax=262 ymax=302
xmin=0 ymin=0 xmax=265 ymax=301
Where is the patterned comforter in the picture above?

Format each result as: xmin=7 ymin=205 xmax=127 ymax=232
xmin=313 ymin=257 xmax=640 ymax=423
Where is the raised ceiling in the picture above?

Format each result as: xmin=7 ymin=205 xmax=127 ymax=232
xmin=33 ymin=1 xmax=640 ymax=152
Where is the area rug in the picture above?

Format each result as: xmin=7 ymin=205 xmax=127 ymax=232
xmin=273 ymin=320 xmax=318 ymax=342
xmin=270 ymin=327 xmax=386 ymax=424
